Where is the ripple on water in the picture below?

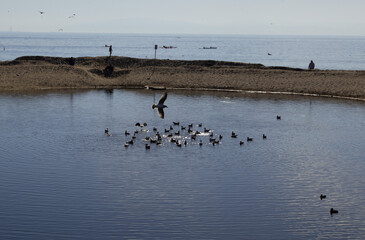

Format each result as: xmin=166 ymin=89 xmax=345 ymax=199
xmin=0 ymin=90 xmax=364 ymax=239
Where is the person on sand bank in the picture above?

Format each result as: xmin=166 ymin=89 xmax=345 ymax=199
xmin=109 ymin=45 xmax=113 ymax=57
xmin=308 ymin=60 xmax=315 ymax=70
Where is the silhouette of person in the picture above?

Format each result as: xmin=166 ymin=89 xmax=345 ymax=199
xmin=308 ymin=60 xmax=315 ymax=70
xmin=109 ymin=45 xmax=113 ymax=57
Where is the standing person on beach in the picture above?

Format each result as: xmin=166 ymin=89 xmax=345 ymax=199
xmin=308 ymin=60 xmax=315 ymax=70
xmin=109 ymin=45 xmax=113 ymax=57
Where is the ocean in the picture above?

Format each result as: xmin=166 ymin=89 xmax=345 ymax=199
xmin=1 ymin=32 xmax=365 ymax=70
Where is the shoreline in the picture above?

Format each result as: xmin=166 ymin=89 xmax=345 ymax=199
xmin=1 ymin=56 xmax=365 ymax=101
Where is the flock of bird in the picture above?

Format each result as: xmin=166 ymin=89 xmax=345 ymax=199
xmin=104 ymin=120 xmax=269 ymax=150
xmin=38 ymin=10 xmax=76 ymax=32
xmin=104 ymin=91 xmax=339 ymax=215
xmin=104 ymin=121 xmax=339 ymax=216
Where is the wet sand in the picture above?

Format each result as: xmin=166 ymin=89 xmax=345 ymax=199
xmin=1 ymin=56 xmax=364 ymax=100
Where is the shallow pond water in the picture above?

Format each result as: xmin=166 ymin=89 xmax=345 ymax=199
xmin=0 ymin=89 xmax=364 ymax=239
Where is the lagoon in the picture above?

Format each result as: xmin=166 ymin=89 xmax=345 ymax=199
xmin=0 ymin=89 xmax=364 ymax=239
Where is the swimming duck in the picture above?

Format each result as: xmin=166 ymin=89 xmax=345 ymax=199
xmin=320 ymin=194 xmax=326 ymax=200
xmin=247 ymin=137 xmax=253 ymax=142
xmin=263 ymin=134 xmax=267 ymax=139
xmin=173 ymin=121 xmax=180 ymax=126
xmin=240 ymin=141 xmax=244 ymax=145
xmin=145 ymin=144 xmax=150 ymax=150
xmin=199 ymin=140 xmax=203 ymax=146
xmin=125 ymin=130 xmax=130 ymax=135
xmin=277 ymin=115 xmax=281 ymax=120
xmin=105 ymin=128 xmax=109 ymax=134
xmin=330 ymin=208 xmax=338 ymax=214
xmin=231 ymin=132 xmax=238 ymax=138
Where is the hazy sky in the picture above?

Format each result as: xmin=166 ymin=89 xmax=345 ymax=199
xmin=1 ymin=0 xmax=365 ymax=35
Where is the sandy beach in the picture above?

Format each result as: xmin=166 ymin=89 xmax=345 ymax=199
xmin=1 ymin=56 xmax=364 ymax=100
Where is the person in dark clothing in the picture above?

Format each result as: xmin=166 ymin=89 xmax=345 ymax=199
xmin=109 ymin=45 xmax=113 ymax=57
xmin=308 ymin=60 xmax=315 ymax=70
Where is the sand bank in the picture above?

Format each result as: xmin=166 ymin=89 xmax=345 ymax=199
xmin=1 ymin=56 xmax=364 ymax=100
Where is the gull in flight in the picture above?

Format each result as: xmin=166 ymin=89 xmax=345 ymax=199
xmin=152 ymin=92 xmax=168 ymax=119
xmin=39 ymin=11 xmax=45 ymax=15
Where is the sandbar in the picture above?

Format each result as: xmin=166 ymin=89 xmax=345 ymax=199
xmin=1 ymin=56 xmax=364 ymax=100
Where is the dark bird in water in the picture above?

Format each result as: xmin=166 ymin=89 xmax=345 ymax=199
xmin=152 ymin=92 xmax=168 ymax=119
xmin=263 ymin=134 xmax=267 ymax=139
xmin=330 ymin=208 xmax=338 ymax=215
xmin=277 ymin=115 xmax=281 ymax=120
xmin=39 ymin=11 xmax=45 ymax=15
xmin=320 ymin=194 xmax=326 ymax=200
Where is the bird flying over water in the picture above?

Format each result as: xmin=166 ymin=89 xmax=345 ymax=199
xmin=39 ymin=11 xmax=45 ymax=15
xmin=152 ymin=92 xmax=168 ymax=119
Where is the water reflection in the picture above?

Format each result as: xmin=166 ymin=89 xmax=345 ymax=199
xmin=0 ymin=89 xmax=364 ymax=239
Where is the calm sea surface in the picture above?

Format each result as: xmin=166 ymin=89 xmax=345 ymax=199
xmin=0 ymin=89 xmax=364 ymax=239
xmin=1 ymin=32 xmax=365 ymax=70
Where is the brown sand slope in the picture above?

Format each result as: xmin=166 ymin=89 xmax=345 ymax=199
xmin=1 ymin=56 xmax=364 ymax=100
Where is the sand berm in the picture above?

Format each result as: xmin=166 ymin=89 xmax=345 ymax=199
xmin=1 ymin=56 xmax=364 ymax=100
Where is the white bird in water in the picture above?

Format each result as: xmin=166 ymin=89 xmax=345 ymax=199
xmin=152 ymin=92 xmax=168 ymax=119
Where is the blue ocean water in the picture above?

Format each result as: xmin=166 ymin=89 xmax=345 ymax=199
xmin=1 ymin=32 xmax=365 ymax=70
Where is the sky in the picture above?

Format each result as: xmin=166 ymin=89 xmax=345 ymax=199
xmin=1 ymin=0 xmax=365 ymax=36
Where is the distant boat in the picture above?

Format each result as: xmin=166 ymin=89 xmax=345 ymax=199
xmin=202 ymin=46 xmax=217 ymax=49
xmin=161 ymin=46 xmax=177 ymax=49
